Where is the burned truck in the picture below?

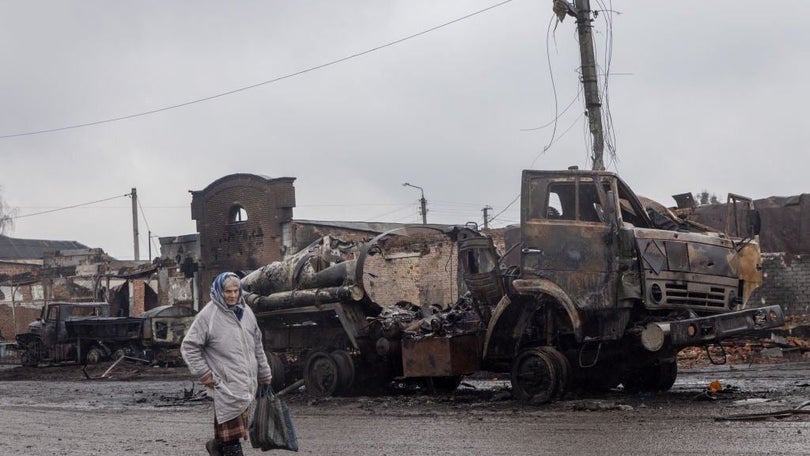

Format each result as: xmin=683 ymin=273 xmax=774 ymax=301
xmin=484 ymin=168 xmax=783 ymax=400
xmin=243 ymin=168 xmax=784 ymax=402
xmin=13 ymin=302 xmax=196 ymax=366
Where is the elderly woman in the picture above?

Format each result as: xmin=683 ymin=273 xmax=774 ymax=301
xmin=182 ymin=272 xmax=272 ymax=456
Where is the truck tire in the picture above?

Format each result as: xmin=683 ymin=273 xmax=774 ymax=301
xmin=20 ymin=342 xmax=40 ymax=367
xmin=427 ymin=376 xmax=462 ymax=394
xmin=622 ymin=360 xmax=677 ymax=393
xmin=330 ymin=350 xmax=356 ymax=395
xmin=85 ymin=346 xmax=105 ymax=365
xmin=304 ymin=351 xmax=340 ymax=397
xmin=511 ymin=348 xmax=559 ymax=403
xmin=265 ymin=351 xmax=287 ymax=392
xmin=538 ymin=347 xmax=571 ymax=399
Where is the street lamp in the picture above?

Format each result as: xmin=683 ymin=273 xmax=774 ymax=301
xmin=402 ymin=182 xmax=427 ymax=224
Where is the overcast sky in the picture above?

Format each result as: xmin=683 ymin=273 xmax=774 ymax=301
xmin=1 ymin=1 xmax=807 ymax=260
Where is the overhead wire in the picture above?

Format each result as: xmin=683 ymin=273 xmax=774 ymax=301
xmin=491 ymin=8 xmax=580 ymax=226
xmin=540 ymin=14 xmax=562 ymax=154
xmin=487 ymin=194 xmax=519 ymax=225
xmin=0 ymin=0 xmax=515 ymax=140
xmin=11 ymin=193 xmax=130 ymax=219
xmin=365 ymin=204 xmax=414 ymax=221
xmin=520 ymin=86 xmax=582 ymax=131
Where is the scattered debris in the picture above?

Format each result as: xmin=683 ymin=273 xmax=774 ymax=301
xmin=154 ymin=382 xmax=209 ymax=407
xmin=82 ymin=355 xmax=151 ymax=380
xmin=568 ymin=400 xmax=634 ymax=412
xmin=715 ymin=400 xmax=810 ymax=421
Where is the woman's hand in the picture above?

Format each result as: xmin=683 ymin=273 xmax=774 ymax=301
xmin=200 ymin=371 xmax=214 ymax=388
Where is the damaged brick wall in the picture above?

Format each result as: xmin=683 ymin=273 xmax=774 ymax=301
xmin=749 ymin=253 xmax=810 ymax=316
xmin=0 ymin=261 xmax=43 ymax=337
xmin=0 ymin=303 xmax=41 ymax=340
xmin=190 ymin=174 xmax=296 ymax=295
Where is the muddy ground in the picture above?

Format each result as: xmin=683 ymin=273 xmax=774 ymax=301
xmin=0 ymin=360 xmax=808 ymax=456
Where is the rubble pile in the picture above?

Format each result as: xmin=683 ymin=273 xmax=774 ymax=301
xmin=678 ymin=330 xmax=810 ymax=368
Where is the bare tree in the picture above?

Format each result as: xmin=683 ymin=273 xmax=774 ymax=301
xmin=0 ymin=187 xmax=17 ymax=235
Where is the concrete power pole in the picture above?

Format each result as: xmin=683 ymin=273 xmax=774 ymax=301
xmin=555 ymin=0 xmax=606 ymax=171
xmin=482 ymin=205 xmax=493 ymax=229
xmin=403 ymin=182 xmax=428 ymax=224
xmin=131 ymin=188 xmax=140 ymax=261
xmin=575 ymin=0 xmax=605 ymax=171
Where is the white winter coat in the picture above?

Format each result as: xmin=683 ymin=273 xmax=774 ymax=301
xmin=181 ymin=299 xmax=272 ymax=423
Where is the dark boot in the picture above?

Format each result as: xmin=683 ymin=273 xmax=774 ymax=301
xmin=220 ymin=440 xmax=244 ymax=456
xmin=205 ymin=438 xmax=222 ymax=456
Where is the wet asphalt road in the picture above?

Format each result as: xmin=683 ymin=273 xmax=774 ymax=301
xmin=0 ymin=362 xmax=808 ymax=455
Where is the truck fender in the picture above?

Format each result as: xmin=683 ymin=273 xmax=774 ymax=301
xmin=493 ymin=278 xmax=583 ymax=346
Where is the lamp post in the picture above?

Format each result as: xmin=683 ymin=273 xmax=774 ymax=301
xmin=402 ymin=182 xmax=427 ymax=224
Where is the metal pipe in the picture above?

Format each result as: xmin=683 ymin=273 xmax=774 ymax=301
xmin=244 ymin=285 xmax=364 ymax=312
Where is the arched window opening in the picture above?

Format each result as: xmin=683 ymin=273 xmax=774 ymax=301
xmin=229 ymin=205 xmax=248 ymax=223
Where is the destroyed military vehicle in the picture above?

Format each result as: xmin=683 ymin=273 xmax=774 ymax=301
xmin=242 ymin=168 xmax=784 ymax=402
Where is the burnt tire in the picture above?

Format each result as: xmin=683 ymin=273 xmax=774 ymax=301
xmin=538 ymin=347 xmax=571 ymax=399
xmin=20 ymin=343 xmax=40 ymax=367
xmin=329 ymin=350 xmax=356 ymax=395
xmin=265 ymin=351 xmax=287 ymax=392
xmin=656 ymin=360 xmax=678 ymax=392
xmin=511 ymin=348 xmax=558 ymax=403
xmin=85 ymin=346 xmax=105 ymax=365
xmin=428 ymin=376 xmax=463 ymax=394
xmin=304 ymin=351 xmax=340 ymax=397
xmin=622 ymin=360 xmax=678 ymax=393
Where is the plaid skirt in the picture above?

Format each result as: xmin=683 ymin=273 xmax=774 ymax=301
xmin=214 ymin=408 xmax=250 ymax=442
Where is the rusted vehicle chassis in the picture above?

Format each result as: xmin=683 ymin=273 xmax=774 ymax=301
xmin=11 ymin=303 xmax=195 ymax=366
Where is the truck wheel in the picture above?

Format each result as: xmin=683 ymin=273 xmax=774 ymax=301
xmin=427 ymin=376 xmax=462 ymax=394
xmin=622 ymin=360 xmax=677 ymax=393
xmin=266 ymin=352 xmax=287 ymax=392
xmin=656 ymin=360 xmax=677 ymax=391
xmin=20 ymin=342 xmax=40 ymax=367
xmin=330 ymin=350 xmax=356 ymax=395
xmin=304 ymin=351 xmax=340 ymax=397
xmin=538 ymin=347 xmax=571 ymax=399
xmin=85 ymin=346 xmax=105 ymax=365
xmin=511 ymin=348 xmax=559 ymax=403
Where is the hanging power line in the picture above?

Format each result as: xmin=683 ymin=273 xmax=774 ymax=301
xmin=488 ymin=194 xmax=520 ymax=225
xmin=0 ymin=0 xmax=514 ymax=140
xmin=11 ymin=193 xmax=131 ymax=219
xmin=520 ymin=87 xmax=582 ymax=131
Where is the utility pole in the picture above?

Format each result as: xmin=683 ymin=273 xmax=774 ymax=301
xmin=482 ymin=205 xmax=493 ymax=229
xmin=402 ymin=182 xmax=428 ymax=224
xmin=554 ymin=0 xmax=605 ymax=171
xmin=131 ymin=188 xmax=139 ymax=261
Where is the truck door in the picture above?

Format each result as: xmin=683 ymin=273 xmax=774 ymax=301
xmin=41 ymin=304 xmax=60 ymax=348
xmin=521 ymin=172 xmax=619 ymax=311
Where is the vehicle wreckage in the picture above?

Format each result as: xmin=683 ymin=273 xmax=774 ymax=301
xmin=10 ymin=302 xmax=195 ymax=367
xmin=242 ymin=168 xmax=785 ymax=402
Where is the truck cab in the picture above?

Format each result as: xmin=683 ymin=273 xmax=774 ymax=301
xmin=480 ymin=168 xmax=784 ymax=400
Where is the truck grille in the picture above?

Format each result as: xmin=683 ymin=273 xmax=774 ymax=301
xmin=664 ymin=283 xmax=727 ymax=308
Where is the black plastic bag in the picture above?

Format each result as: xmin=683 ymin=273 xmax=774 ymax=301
xmin=249 ymin=384 xmax=299 ymax=452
